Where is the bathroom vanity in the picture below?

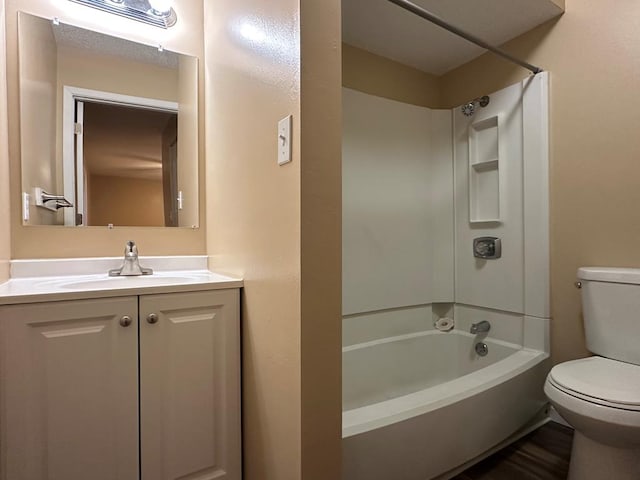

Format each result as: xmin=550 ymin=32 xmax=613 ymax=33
xmin=0 ymin=258 xmax=242 ymax=480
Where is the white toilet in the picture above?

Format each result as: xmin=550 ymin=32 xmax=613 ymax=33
xmin=544 ymin=267 xmax=640 ymax=480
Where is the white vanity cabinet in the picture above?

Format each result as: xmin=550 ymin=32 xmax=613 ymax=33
xmin=0 ymin=288 xmax=241 ymax=480
xmin=139 ymin=290 xmax=240 ymax=480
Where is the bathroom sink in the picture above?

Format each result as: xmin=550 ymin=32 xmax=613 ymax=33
xmin=0 ymin=260 xmax=243 ymax=304
xmin=60 ymin=276 xmax=202 ymax=290
xmin=32 ymin=272 xmax=215 ymax=291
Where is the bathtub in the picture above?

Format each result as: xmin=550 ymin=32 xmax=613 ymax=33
xmin=342 ymin=329 xmax=549 ymax=480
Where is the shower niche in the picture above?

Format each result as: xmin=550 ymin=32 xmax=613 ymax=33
xmin=469 ymin=115 xmax=501 ymax=224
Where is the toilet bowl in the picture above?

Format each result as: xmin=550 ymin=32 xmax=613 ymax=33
xmin=545 ymin=267 xmax=640 ymax=480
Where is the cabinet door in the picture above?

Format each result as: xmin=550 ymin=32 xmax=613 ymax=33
xmin=140 ymin=289 xmax=241 ymax=480
xmin=0 ymin=297 xmax=139 ymax=480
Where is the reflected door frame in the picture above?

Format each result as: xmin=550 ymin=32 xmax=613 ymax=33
xmin=62 ymin=86 xmax=178 ymax=226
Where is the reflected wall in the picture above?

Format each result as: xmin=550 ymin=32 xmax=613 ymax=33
xmin=0 ymin=0 xmax=10 ymax=281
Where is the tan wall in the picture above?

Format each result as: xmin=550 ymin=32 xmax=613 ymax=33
xmin=343 ymin=43 xmax=441 ymax=108
xmin=300 ymin=3 xmax=342 ymax=479
xmin=439 ymin=0 xmax=640 ymax=364
xmin=88 ymin=175 xmax=164 ymax=227
xmin=0 ymin=0 xmax=10 ymax=281
xmin=204 ymin=0 xmax=302 ymax=477
xmin=177 ymin=54 xmax=198 ymax=227
xmin=56 ymin=44 xmax=179 ymax=100
xmin=204 ymin=0 xmax=341 ymax=478
xmin=5 ymin=0 xmax=205 ymax=258
xmin=17 ymin=12 xmax=58 ymax=225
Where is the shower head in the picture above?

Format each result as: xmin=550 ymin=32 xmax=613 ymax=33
xmin=461 ymin=95 xmax=490 ymax=117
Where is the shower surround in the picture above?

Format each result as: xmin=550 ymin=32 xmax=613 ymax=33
xmin=342 ymin=73 xmax=550 ymax=480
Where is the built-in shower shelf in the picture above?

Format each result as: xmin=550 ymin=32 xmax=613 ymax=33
xmin=469 ymin=115 xmax=501 ymax=224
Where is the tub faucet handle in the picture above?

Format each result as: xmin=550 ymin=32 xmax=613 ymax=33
xmin=470 ymin=320 xmax=491 ymax=334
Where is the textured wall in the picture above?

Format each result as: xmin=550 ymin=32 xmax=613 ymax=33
xmin=204 ymin=0 xmax=342 ymax=478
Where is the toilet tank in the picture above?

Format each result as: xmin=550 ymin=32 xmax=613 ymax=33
xmin=578 ymin=267 xmax=640 ymax=365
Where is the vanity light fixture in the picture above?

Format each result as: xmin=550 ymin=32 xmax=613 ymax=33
xmin=68 ymin=0 xmax=177 ymax=29
xmin=148 ymin=0 xmax=172 ymax=15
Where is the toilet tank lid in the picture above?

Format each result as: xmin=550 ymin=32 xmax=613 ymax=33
xmin=578 ymin=267 xmax=640 ymax=284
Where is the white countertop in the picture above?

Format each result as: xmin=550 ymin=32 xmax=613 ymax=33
xmin=0 ymin=270 xmax=243 ymax=305
xmin=0 ymin=256 xmax=243 ymax=305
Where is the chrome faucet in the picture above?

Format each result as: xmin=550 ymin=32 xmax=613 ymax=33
xmin=109 ymin=241 xmax=153 ymax=276
xmin=470 ymin=320 xmax=491 ymax=334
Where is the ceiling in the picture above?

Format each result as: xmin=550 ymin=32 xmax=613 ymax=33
xmin=342 ymin=0 xmax=563 ymax=75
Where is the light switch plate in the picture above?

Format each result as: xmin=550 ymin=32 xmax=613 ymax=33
xmin=278 ymin=115 xmax=292 ymax=165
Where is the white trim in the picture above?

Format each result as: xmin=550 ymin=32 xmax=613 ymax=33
xmin=61 ymin=86 xmax=179 ymax=226
xmin=524 ymin=315 xmax=550 ymax=353
xmin=75 ymin=100 xmax=85 ymax=224
xmin=522 ymin=72 xmax=550 ymax=319
xmin=62 ymin=87 xmax=76 ymax=226
xmin=62 ymin=86 xmax=178 ymax=113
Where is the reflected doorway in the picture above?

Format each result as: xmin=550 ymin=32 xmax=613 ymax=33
xmin=63 ymin=87 xmax=179 ymax=227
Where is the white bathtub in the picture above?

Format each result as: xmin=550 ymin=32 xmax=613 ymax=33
xmin=342 ymin=330 xmax=549 ymax=480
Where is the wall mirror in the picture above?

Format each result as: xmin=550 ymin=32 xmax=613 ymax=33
xmin=18 ymin=12 xmax=199 ymax=228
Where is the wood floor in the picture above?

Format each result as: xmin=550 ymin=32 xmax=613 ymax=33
xmin=452 ymin=422 xmax=574 ymax=480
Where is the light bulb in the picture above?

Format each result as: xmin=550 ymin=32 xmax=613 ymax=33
xmin=148 ymin=0 xmax=172 ymax=15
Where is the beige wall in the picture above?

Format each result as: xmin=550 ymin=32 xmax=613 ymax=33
xmin=56 ymin=44 xmax=179 ymax=100
xmin=88 ymin=175 xmax=164 ymax=227
xmin=5 ymin=0 xmax=205 ymax=258
xmin=17 ymin=12 xmax=58 ymax=225
xmin=439 ymin=0 xmax=640 ymax=364
xmin=204 ymin=0 xmax=302 ymax=477
xmin=177 ymin=54 xmax=198 ymax=228
xmin=300 ymin=2 xmax=342 ymax=478
xmin=204 ymin=0 xmax=341 ymax=478
xmin=0 ymin=0 xmax=10 ymax=282
xmin=343 ymin=43 xmax=441 ymax=108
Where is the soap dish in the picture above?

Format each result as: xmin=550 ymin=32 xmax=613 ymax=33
xmin=434 ymin=317 xmax=454 ymax=332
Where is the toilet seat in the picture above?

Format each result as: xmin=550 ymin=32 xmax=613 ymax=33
xmin=547 ymin=356 xmax=640 ymax=412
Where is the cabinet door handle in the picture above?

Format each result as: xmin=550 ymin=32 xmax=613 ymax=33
xmin=120 ymin=315 xmax=132 ymax=327
xmin=146 ymin=313 xmax=159 ymax=324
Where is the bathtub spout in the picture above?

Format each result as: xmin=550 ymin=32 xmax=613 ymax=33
xmin=470 ymin=320 xmax=491 ymax=334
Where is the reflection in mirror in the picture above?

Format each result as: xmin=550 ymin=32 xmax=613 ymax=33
xmin=82 ymin=101 xmax=178 ymax=227
xmin=18 ymin=12 xmax=199 ymax=227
